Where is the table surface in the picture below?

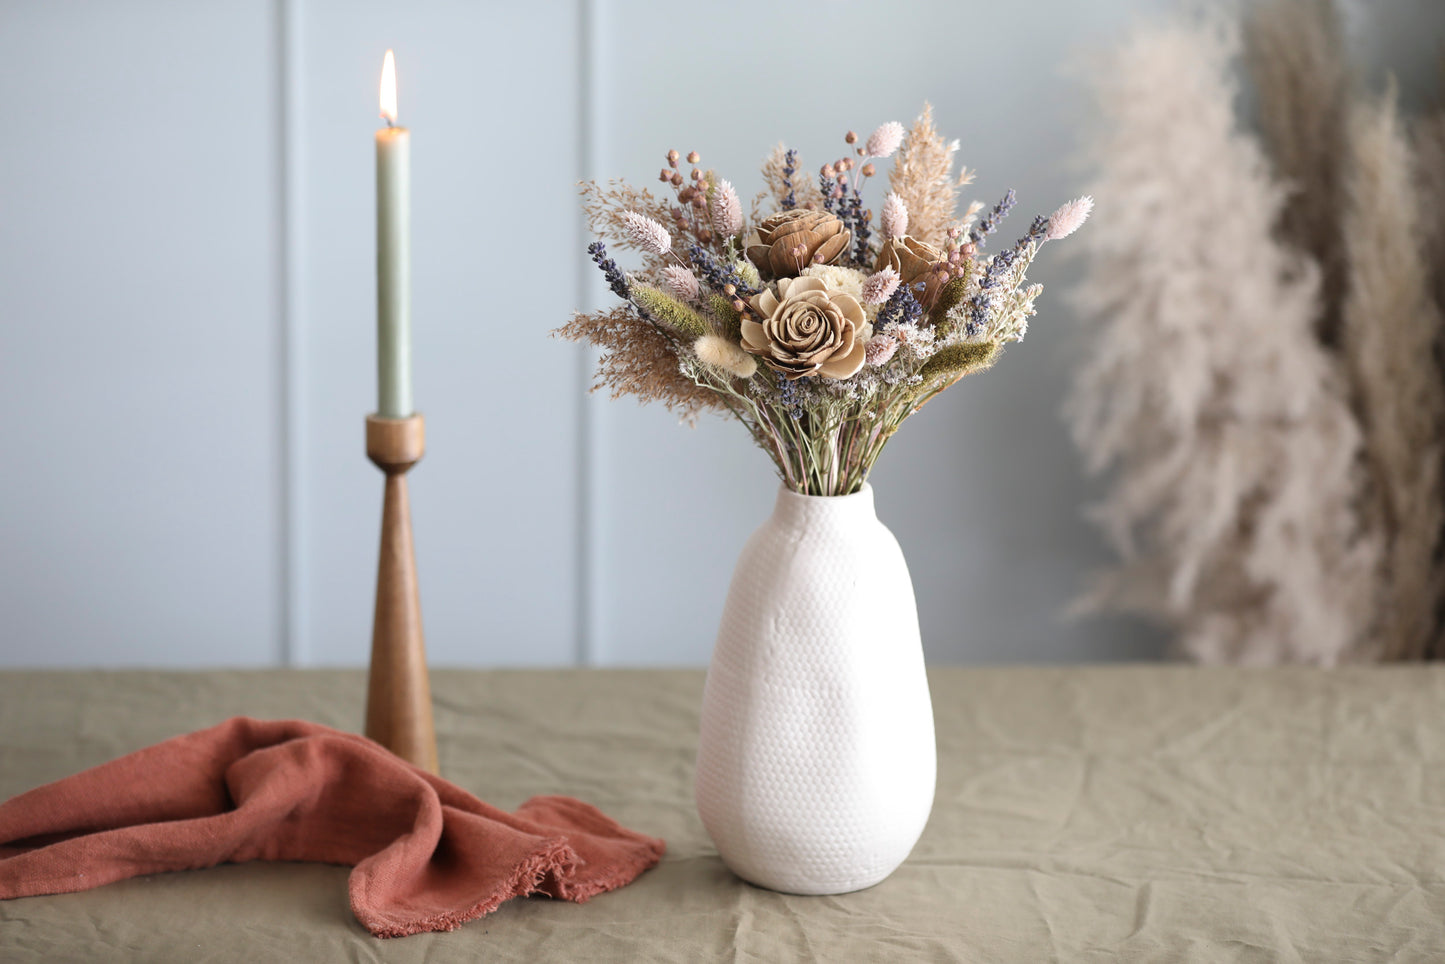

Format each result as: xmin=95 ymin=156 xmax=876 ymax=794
xmin=1 ymin=666 xmax=1443 ymax=962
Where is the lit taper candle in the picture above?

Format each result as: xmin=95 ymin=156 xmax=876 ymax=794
xmin=376 ymin=49 xmax=412 ymax=418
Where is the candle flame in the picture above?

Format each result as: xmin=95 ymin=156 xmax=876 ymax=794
xmin=379 ymin=50 xmax=397 ymax=126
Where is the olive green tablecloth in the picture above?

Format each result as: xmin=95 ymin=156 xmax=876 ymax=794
xmin=1 ymin=667 xmax=1442 ymax=962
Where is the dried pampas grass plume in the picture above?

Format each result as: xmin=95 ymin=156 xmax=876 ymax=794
xmin=1338 ymin=82 xmax=1445 ymax=661
xmin=694 ymin=334 xmax=757 ymax=379
xmin=1416 ymin=108 xmax=1445 ymax=657
xmin=1243 ymin=0 xmax=1350 ymax=344
xmin=1413 ymin=110 xmax=1445 ymax=339
xmin=1068 ymin=18 xmax=1380 ymax=665
xmin=888 ymin=104 xmax=968 ymax=248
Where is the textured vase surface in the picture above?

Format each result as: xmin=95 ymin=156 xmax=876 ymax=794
xmin=694 ymin=483 xmax=937 ymax=895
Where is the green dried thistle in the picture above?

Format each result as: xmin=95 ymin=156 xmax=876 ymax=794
xmin=915 ymin=341 xmax=1000 ymax=391
xmin=706 ymin=292 xmax=742 ymax=341
xmin=929 ymin=269 xmax=973 ymax=337
xmin=632 ymin=284 xmax=709 ymax=338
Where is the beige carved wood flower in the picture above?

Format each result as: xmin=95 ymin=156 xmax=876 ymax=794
xmin=876 ymin=235 xmax=947 ymax=309
xmin=746 ymin=210 xmax=852 ymax=281
xmin=742 ymin=277 xmax=868 ymax=380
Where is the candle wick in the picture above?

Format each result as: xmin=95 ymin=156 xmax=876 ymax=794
xmin=384 ymin=116 xmax=395 ymax=129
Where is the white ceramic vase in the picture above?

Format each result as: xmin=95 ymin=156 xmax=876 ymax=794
xmin=694 ymin=483 xmax=936 ymax=895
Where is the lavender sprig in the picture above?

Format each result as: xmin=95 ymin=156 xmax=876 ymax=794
xmin=689 ymin=244 xmax=761 ymax=297
xmin=777 ymin=374 xmax=805 ymax=419
xmin=968 ymin=188 xmax=1017 ymax=248
xmin=964 ymin=215 xmax=1048 ymax=335
xmin=588 ymin=241 xmax=629 ymax=300
xmin=848 ymin=195 xmax=872 ymax=265
xmin=820 ymin=173 xmax=838 ymax=215
xmin=782 ymin=148 xmax=798 ymax=210
xmin=875 ymin=284 xmax=922 ymax=331
xmin=1025 ymin=213 xmax=1049 ymax=242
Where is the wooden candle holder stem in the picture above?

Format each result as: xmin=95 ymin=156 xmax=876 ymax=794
xmin=365 ymin=413 xmax=439 ymax=774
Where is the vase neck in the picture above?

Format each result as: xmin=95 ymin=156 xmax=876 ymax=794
xmin=771 ymin=483 xmax=877 ymax=531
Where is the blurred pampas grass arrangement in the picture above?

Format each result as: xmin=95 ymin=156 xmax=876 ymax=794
xmin=1070 ymin=0 xmax=1445 ymax=664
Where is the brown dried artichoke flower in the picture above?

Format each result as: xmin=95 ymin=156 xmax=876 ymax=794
xmin=746 ymin=210 xmax=851 ymax=281
xmin=876 ymin=235 xmax=948 ymax=309
xmin=742 ymin=277 xmax=868 ymax=380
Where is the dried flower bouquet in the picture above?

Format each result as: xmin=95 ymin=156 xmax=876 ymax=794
xmin=560 ymin=105 xmax=1091 ymax=496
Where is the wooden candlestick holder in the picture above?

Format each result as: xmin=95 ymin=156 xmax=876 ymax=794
xmin=364 ymin=413 xmax=439 ymax=775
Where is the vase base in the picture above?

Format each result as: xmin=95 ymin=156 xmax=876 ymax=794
xmin=718 ymin=855 xmax=903 ymax=897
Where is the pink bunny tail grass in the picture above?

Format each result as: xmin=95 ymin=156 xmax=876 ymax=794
xmin=865 ymin=121 xmax=905 ymax=159
xmin=710 ymin=179 xmax=743 ymax=239
xmin=1046 ymin=195 xmax=1094 ymax=240
xmin=880 ymin=192 xmax=909 ymax=240
xmin=662 ymin=265 xmax=700 ymax=302
xmin=621 ymin=210 xmax=674 ymax=256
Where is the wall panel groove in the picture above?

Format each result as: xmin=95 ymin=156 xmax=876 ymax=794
xmin=274 ymin=0 xmax=305 ymax=667
xmin=572 ymin=0 xmax=597 ymax=668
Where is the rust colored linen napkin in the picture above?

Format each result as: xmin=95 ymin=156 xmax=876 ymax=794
xmin=0 ymin=717 xmax=665 ymax=937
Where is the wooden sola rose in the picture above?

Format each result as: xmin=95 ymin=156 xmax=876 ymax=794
xmin=561 ymin=106 xmax=1092 ymax=895
xmin=746 ymin=209 xmax=852 ymax=280
xmin=876 ymin=234 xmax=949 ymax=309
xmin=741 ymin=276 xmax=868 ymax=380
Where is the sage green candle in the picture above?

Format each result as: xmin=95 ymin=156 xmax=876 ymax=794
xmin=375 ymin=50 xmax=412 ymax=418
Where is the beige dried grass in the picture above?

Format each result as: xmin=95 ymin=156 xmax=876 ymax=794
xmin=556 ymin=306 xmax=724 ymax=424
xmin=579 ymin=180 xmax=680 ymax=272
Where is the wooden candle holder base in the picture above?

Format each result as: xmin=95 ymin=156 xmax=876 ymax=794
xmin=364 ymin=413 xmax=439 ymax=774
